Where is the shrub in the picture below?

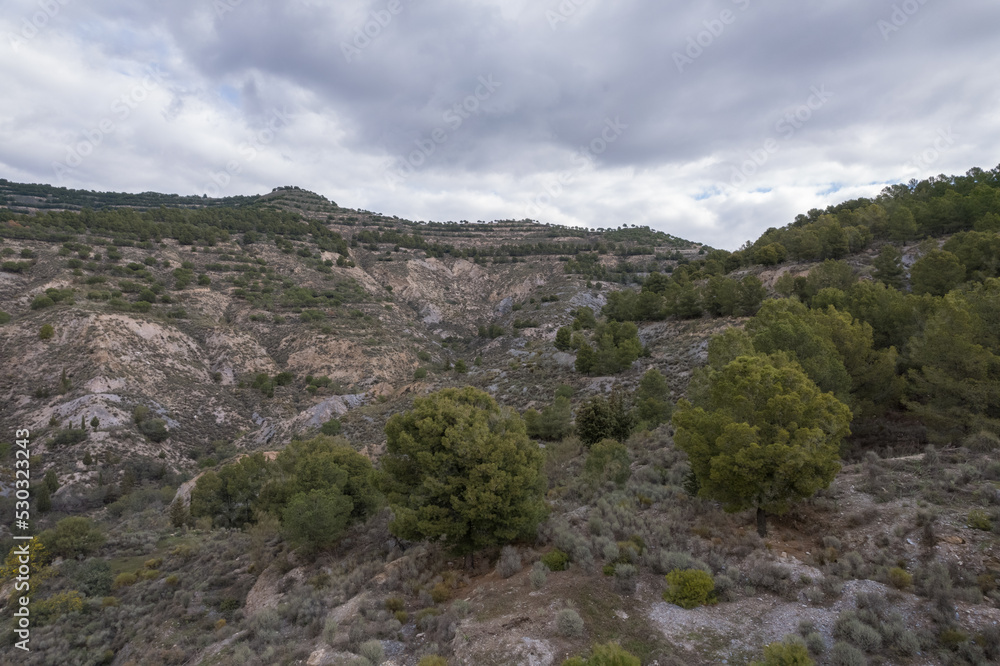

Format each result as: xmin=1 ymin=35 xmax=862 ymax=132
xmin=564 ymin=642 xmax=641 ymax=666
xmin=887 ymin=567 xmax=913 ymax=590
xmin=418 ymin=657 xmax=448 ymax=666
xmin=497 ymin=545 xmax=522 ymax=579
xmin=112 ymin=572 xmax=138 ymax=589
xmin=31 ymin=296 xmax=55 ymax=310
xmin=968 ymin=509 xmax=992 ymax=531
xmin=40 ymin=517 xmax=105 ymax=558
xmin=139 ymin=418 xmax=169 ymax=442
xmin=663 ymin=569 xmax=715 ymax=609
xmin=541 ymin=548 xmax=569 ymax=571
xmin=414 ymin=368 xmax=428 ymax=379
xmin=556 ymin=608 xmax=584 ymax=637
xmin=50 ymin=428 xmax=87 ymax=447
xmin=584 ymin=439 xmax=630 ymax=487
xmin=358 ymin=639 xmax=384 ymax=663
xmin=320 ymin=418 xmax=342 ymax=436
xmin=828 ymin=642 xmax=866 ymax=666
xmin=833 ymin=611 xmax=881 ymax=652
xmin=73 ymin=558 xmax=113 ymax=597
xmin=430 ymin=582 xmax=450 ymax=603
xmin=964 ymin=430 xmax=1000 ymax=452
xmin=38 ymin=324 xmax=54 ymax=340
xmin=530 ymin=561 xmax=547 ymax=590
xmin=0 ymin=311 xmax=10 ymax=324
xmin=751 ymin=636 xmax=815 ymax=666
xmin=613 ymin=563 xmax=637 ymax=594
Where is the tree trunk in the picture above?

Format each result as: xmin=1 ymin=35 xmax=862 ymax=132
xmin=464 ymin=552 xmax=474 ymax=570
xmin=756 ymin=507 xmax=767 ymax=538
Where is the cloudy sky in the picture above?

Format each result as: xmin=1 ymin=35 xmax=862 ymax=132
xmin=2 ymin=0 xmax=998 ymax=249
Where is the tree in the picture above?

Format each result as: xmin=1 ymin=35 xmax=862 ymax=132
xmin=905 ymin=280 xmax=1000 ymax=439
xmin=380 ymin=388 xmax=546 ymax=566
xmin=35 ymin=483 xmax=52 ymax=513
xmin=673 ymin=354 xmax=850 ymax=536
xmin=872 ymin=245 xmax=905 ymax=290
xmin=44 ymin=469 xmax=59 ymax=493
xmin=634 ymin=368 xmax=673 ymax=429
xmin=169 ymin=498 xmax=188 ymax=528
xmin=555 ymin=326 xmax=573 ymax=351
xmin=910 ymin=249 xmax=965 ymax=296
xmin=575 ymin=392 xmax=635 ymax=446
xmin=282 ymin=489 xmax=353 ymax=552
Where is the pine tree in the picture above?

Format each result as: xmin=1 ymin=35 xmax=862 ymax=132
xmin=673 ymin=354 xmax=850 ymax=536
xmin=872 ymin=245 xmax=905 ymax=290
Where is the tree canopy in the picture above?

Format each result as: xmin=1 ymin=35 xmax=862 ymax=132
xmin=380 ymin=387 xmax=547 ymax=561
xmin=673 ymin=354 xmax=851 ymax=536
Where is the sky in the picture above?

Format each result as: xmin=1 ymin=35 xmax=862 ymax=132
xmin=1 ymin=0 xmax=998 ymax=250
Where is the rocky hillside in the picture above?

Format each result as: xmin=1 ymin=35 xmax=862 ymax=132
xmin=3 ymin=173 xmax=1000 ymax=666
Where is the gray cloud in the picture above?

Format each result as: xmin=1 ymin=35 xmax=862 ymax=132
xmin=1 ymin=0 xmax=998 ymax=248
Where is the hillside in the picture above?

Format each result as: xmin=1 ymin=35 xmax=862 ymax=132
xmin=2 ymin=168 xmax=1000 ymax=666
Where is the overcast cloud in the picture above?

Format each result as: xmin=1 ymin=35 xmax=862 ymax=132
xmin=1 ymin=0 xmax=998 ymax=248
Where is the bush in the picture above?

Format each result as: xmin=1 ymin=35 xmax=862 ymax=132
xmin=556 ymin=608 xmax=584 ymax=637
xmin=73 ymin=558 xmax=113 ymax=597
xmin=320 ymin=418 xmax=342 ymax=436
xmin=828 ymin=641 xmax=867 ymax=666
xmin=613 ymin=563 xmax=637 ymax=594
xmin=563 ymin=642 xmax=641 ymax=666
xmin=50 ymin=428 xmax=87 ymax=447
xmin=418 ymin=657 xmax=448 ymax=666
xmin=497 ymin=545 xmax=522 ymax=579
xmin=530 ymin=561 xmax=547 ymax=590
xmin=38 ymin=324 xmax=54 ymax=340
xmin=414 ymin=368 xmax=428 ymax=379
xmin=751 ymin=636 xmax=815 ymax=666
xmin=31 ymin=296 xmax=55 ymax=310
xmin=0 ymin=311 xmax=10 ymax=324
xmin=358 ymin=639 xmax=384 ymax=663
xmin=663 ymin=569 xmax=715 ymax=609
xmin=112 ymin=572 xmax=138 ymax=589
xmin=969 ymin=509 xmax=992 ymax=531
xmin=541 ymin=548 xmax=569 ymax=571
xmin=887 ymin=567 xmax=913 ymax=590
xmin=584 ymin=439 xmax=631 ymax=487
xmin=139 ymin=418 xmax=169 ymax=442
xmin=40 ymin=517 xmax=105 ymax=559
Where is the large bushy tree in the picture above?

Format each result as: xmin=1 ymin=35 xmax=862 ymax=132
xmin=673 ymin=354 xmax=850 ymax=536
xmin=380 ymin=388 xmax=546 ymax=565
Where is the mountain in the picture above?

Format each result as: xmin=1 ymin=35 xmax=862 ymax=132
xmin=2 ymin=169 xmax=1000 ymax=665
